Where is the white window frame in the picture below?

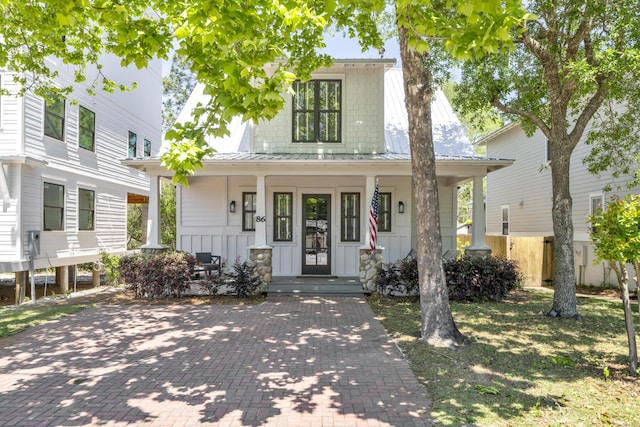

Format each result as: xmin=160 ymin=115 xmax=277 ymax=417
xmin=589 ymin=192 xmax=604 ymax=216
xmin=501 ymin=205 xmax=510 ymax=236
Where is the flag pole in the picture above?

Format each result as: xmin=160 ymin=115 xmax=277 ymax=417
xmin=368 ymin=178 xmax=380 ymax=258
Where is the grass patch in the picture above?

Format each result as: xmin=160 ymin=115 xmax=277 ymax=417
xmin=368 ymin=290 xmax=640 ymax=426
xmin=0 ymin=304 xmax=88 ymax=339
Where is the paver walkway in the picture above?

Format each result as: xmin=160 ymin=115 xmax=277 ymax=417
xmin=0 ymin=297 xmax=432 ymax=426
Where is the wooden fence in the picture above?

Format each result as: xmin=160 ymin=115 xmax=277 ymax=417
xmin=457 ymin=235 xmax=555 ymax=287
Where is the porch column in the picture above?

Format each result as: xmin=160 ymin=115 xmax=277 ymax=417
xmin=255 ymin=174 xmax=267 ymax=246
xmin=466 ymin=175 xmax=492 ymax=257
xmin=141 ymin=174 xmax=163 ymax=250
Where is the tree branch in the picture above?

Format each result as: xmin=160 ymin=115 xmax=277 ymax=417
xmin=492 ymin=97 xmax=551 ymax=138
xmin=565 ymin=15 xmax=590 ymax=63
xmin=569 ymin=78 xmax=608 ymax=144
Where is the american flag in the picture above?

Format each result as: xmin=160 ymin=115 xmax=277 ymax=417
xmin=369 ymin=181 xmax=379 ymax=251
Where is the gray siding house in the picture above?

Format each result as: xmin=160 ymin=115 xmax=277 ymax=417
xmin=484 ymin=122 xmax=639 ymax=287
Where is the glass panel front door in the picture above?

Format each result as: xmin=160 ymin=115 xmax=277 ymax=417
xmin=302 ymin=194 xmax=331 ymax=275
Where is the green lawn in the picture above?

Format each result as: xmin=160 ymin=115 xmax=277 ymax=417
xmin=368 ymin=291 xmax=640 ymax=426
xmin=0 ymin=304 xmax=88 ymax=339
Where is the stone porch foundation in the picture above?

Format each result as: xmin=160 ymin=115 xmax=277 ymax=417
xmin=359 ymin=247 xmax=383 ymax=291
xmin=249 ymin=246 xmax=272 ymax=293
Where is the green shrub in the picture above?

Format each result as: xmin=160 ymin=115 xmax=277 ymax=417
xmin=376 ymin=254 xmax=522 ymax=301
xmin=118 ymin=252 xmax=197 ymax=299
xmin=228 ymin=258 xmax=262 ymax=298
xmin=376 ymin=258 xmax=419 ymax=296
xmin=100 ymin=250 xmax=121 ymax=286
xmin=444 ymin=255 xmax=523 ymax=302
xmin=199 ymin=261 xmax=226 ymax=296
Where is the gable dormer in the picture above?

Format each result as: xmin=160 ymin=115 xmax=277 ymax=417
xmin=252 ymin=59 xmax=396 ymax=155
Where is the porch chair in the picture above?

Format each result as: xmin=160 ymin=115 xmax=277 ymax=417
xmin=195 ymin=252 xmax=222 ymax=277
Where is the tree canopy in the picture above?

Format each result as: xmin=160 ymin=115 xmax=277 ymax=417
xmin=451 ymin=0 xmax=640 ymax=318
xmin=589 ymin=195 xmax=640 ymax=374
xmin=2 ymin=0 xmax=532 ymax=345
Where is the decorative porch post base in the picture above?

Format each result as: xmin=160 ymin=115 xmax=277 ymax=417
xmin=139 ymin=246 xmax=167 ymax=255
xmin=249 ymin=246 xmax=272 ymax=293
xmin=359 ymin=247 xmax=383 ymax=291
xmin=464 ymin=247 xmax=492 ymax=258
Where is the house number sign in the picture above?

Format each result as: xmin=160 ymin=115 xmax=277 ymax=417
xmin=255 ymin=216 xmax=266 ymax=222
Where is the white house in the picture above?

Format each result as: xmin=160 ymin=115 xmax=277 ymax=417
xmin=125 ymin=59 xmax=512 ymax=288
xmin=484 ymin=122 xmax=639 ymax=287
xmin=0 ymin=55 xmax=162 ymax=287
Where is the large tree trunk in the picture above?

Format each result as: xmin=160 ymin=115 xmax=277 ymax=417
xmin=398 ymin=26 xmax=466 ymax=348
xmin=549 ymin=139 xmax=579 ymax=318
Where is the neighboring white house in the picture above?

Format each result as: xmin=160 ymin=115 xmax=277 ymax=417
xmin=0 ymin=55 xmax=162 ymax=279
xmin=125 ymin=59 xmax=512 ymax=286
xmin=484 ymin=122 xmax=639 ymax=287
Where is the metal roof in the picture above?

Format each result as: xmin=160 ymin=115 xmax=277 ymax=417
xmin=201 ymin=152 xmax=509 ymax=163
xmin=383 ymin=68 xmax=476 ymax=157
xmin=168 ymin=65 xmax=476 ymax=156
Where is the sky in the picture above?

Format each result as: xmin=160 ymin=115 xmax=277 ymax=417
xmin=320 ymin=33 xmax=401 ymax=65
xmin=162 ymin=34 xmax=401 ymax=76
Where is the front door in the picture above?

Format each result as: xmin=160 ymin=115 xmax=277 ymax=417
xmin=302 ymin=194 xmax=331 ymax=275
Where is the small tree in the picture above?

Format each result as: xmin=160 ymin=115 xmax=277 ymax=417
xmin=589 ymin=195 xmax=640 ymax=375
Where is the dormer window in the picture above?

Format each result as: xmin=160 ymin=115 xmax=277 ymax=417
xmin=292 ymin=80 xmax=341 ymax=143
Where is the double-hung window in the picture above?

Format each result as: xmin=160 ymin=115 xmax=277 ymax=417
xmin=44 ymin=96 xmax=65 ymax=141
xmin=243 ymin=192 xmax=257 ymax=231
xmin=78 ymin=188 xmax=95 ymax=231
xmin=292 ymin=80 xmax=341 ymax=142
xmin=144 ymin=139 xmax=152 ymax=157
xmin=589 ymin=193 xmax=604 ymax=234
xmin=501 ymin=205 xmax=510 ymax=235
xmin=44 ymin=182 xmax=65 ymax=231
xmin=378 ymin=193 xmax=392 ymax=232
xmin=79 ymin=106 xmax=95 ymax=151
xmin=274 ymin=193 xmax=293 ymax=241
xmin=341 ymin=193 xmax=360 ymax=242
xmin=128 ymin=131 xmax=137 ymax=157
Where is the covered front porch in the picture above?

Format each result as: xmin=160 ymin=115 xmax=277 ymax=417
xmin=123 ymin=155 xmax=512 ymax=290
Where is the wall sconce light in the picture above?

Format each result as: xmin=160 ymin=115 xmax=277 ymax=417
xmin=229 ymin=200 xmax=236 ymax=213
xmin=398 ymin=201 xmax=405 ymax=214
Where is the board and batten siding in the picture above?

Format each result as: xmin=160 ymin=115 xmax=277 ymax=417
xmin=177 ymin=174 xmax=456 ymax=276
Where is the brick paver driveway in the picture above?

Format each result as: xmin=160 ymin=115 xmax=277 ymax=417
xmin=0 ymin=297 xmax=431 ymax=426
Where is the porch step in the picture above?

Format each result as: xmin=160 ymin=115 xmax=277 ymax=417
xmin=267 ymin=277 xmax=369 ymax=297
